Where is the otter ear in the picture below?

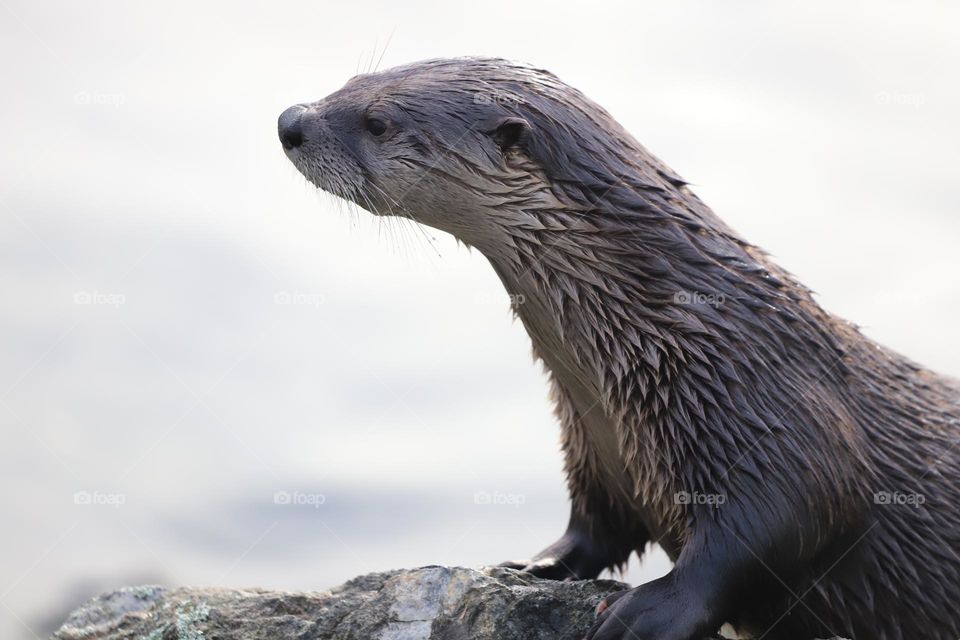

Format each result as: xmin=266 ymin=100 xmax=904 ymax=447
xmin=488 ymin=116 xmax=531 ymax=151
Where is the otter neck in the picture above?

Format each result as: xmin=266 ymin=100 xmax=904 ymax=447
xmin=485 ymin=206 xmax=757 ymax=402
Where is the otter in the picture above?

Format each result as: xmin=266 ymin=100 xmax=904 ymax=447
xmin=277 ymin=58 xmax=960 ymax=640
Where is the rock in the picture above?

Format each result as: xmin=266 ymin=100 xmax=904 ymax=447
xmin=50 ymin=565 xmax=847 ymax=639
xmin=50 ymin=566 xmax=631 ymax=640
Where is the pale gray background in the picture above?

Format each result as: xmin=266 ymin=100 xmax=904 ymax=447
xmin=2 ymin=1 xmax=958 ymax=637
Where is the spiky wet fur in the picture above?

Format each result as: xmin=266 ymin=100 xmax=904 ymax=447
xmin=282 ymin=58 xmax=960 ymax=639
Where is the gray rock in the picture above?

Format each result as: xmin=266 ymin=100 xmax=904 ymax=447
xmin=50 ymin=566 xmax=630 ymax=640
xmin=49 ymin=566 xmax=848 ymax=640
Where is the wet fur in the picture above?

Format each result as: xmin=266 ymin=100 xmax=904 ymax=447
xmin=281 ymin=58 xmax=960 ymax=639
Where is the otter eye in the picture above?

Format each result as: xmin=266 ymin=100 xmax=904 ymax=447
xmin=366 ymin=118 xmax=387 ymax=136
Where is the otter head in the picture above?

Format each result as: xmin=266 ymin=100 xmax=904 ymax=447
xmin=278 ymin=57 xmax=647 ymax=253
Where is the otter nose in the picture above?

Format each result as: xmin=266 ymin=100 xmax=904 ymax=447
xmin=278 ymin=104 xmax=307 ymax=150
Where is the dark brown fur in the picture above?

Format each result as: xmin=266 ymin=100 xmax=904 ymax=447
xmin=279 ymin=58 xmax=960 ymax=639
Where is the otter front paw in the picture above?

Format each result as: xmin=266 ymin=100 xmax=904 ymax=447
xmin=499 ymin=526 xmax=622 ymax=581
xmin=497 ymin=555 xmax=583 ymax=581
xmin=584 ymin=579 xmax=716 ymax=640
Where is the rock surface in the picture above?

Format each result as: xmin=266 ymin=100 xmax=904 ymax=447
xmin=51 ymin=565 xmax=850 ymax=639
xmin=51 ymin=566 xmax=633 ymax=640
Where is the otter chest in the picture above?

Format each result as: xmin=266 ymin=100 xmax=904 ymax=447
xmin=503 ymin=272 xmax=683 ymax=551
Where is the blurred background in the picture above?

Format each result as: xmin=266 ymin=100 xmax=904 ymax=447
xmin=2 ymin=1 xmax=958 ymax=637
